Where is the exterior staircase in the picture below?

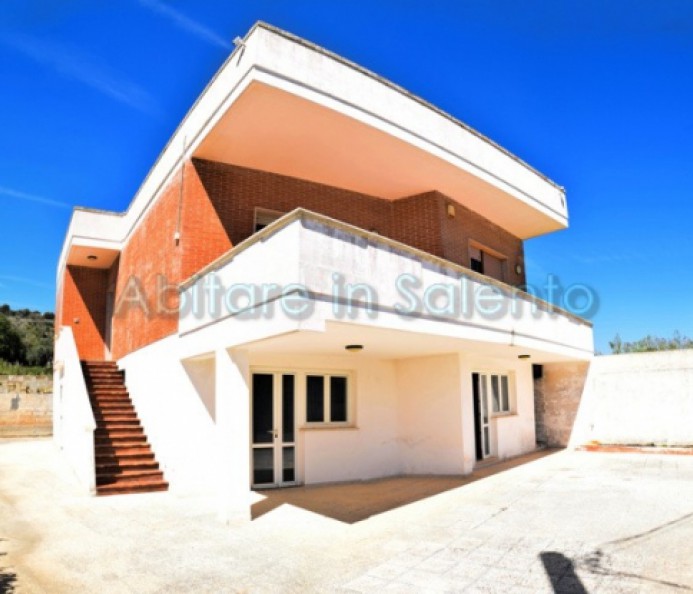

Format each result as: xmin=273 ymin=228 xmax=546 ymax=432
xmin=81 ymin=360 xmax=168 ymax=496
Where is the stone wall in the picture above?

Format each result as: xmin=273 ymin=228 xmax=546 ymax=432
xmin=0 ymin=375 xmax=52 ymax=437
xmin=535 ymin=351 xmax=693 ymax=448
xmin=534 ymin=362 xmax=590 ymax=447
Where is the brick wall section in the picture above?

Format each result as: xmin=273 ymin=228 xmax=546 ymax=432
xmin=58 ymin=158 xmax=528 ymax=361
xmin=59 ymin=266 xmax=109 ymax=360
xmin=391 ymin=192 xmax=443 ymax=258
xmin=193 ymin=159 xmax=394 ymax=247
xmin=438 ymin=193 xmax=526 ymax=286
xmin=181 ymin=161 xmax=233 ymax=280
xmin=110 ymin=179 xmax=184 ymax=360
xmin=192 ymin=160 xmax=525 ymax=284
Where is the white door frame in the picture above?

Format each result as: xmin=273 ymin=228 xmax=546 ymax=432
xmin=473 ymin=372 xmax=495 ymax=460
xmin=250 ymin=371 xmax=297 ymax=489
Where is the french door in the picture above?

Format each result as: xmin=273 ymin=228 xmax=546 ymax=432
xmin=472 ymin=373 xmax=493 ymax=460
xmin=251 ymin=373 xmax=297 ymax=488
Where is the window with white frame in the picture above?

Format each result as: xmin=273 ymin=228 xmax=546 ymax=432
xmin=489 ymin=374 xmax=511 ymax=414
xmin=305 ymin=374 xmax=350 ymax=424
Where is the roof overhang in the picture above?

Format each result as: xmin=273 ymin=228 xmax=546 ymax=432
xmin=194 ymin=76 xmax=566 ymax=240
xmin=239 ymin=321 xmax=584 ymax=364
xmin=57 ymin=208 xmax=124 ymax=281
xmin=58 ymin=22 xmax=569 ymax=280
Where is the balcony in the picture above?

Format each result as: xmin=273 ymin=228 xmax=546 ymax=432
xmin=178 ymin=209 xmax=593 ymax=363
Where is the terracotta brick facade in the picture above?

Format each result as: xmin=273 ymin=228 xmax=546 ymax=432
xmin=391 ymin=192 xmax=443 ymax=258
xmin=110 ymin=178 xmax=184 ymax=360
xmin=59 ymin=266 xmax=109 ymax=360
xmin=193 ymin=160 xmax=525 ymax=285
xmin=192 ymin=159 xmax=394 ymax=247
xmin=438 ymin=193 xmax=526 ymax=287
xmin=59 ymin=158 xmax=526 ymax=361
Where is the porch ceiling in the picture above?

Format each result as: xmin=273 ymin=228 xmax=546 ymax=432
xmin=193 ymin=82 xmax=564 ymax=240
xmin=242 ymin=321 xmax=581 ymax=364
xmin=66 ymin=245 xmax=119 ymax=269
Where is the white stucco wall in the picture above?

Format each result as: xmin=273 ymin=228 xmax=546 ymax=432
xmin=53 ymin=327 xmax=96 ymax=494
xmin=396 ymin=354 xmax=465 ymax=474
xmin=116 ymin=331 xmax=540 ymax=501
xmin=249 ymin=353 xmax=400 ymax=484
xmin=569 ymin=351 xmax=693 ymax=447
xmin=117 ymin=336 xmax=221 ymax=495
xmin=460 ymin=354 xmax=536 ymax=468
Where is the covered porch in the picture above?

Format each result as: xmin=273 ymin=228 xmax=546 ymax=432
xmin=118 ymin=208 xmax=592 ymax=521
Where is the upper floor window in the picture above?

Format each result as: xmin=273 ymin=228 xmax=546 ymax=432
xmin=469 ymin=243 xmax=506 ymax=282
xmin=254 ymin=208 xmax=284 ymax=233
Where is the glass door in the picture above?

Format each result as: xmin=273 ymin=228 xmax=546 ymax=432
xmin=472 ymin=373 xmax=493 ymax=460
xmin=251 ymin=373 xmax=296 ymax=488
xmin=479 ymin=374 xmax=491 ymax=458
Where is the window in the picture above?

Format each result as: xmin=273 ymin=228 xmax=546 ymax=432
xmin=490 ymin=373 xmax=511 ymax=414
xmin=468 ymin=244 xmax=506 ymax=282
xmin=305 ymin=374 xmax=350 ymax=424
xmin=254 ymin=208 xmax=284 ymax=233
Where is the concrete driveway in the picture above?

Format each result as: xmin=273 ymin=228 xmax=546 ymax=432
xmin=1 ymin=439 xmax=692 ymax=593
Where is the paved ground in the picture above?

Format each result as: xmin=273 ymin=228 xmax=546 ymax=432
xmin=1 ymin=440 xmax=692 ymax=593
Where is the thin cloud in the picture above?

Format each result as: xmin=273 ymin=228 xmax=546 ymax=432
xmin=0 ymin=275 xmax=52 ymax=290
xmin=0 ymin=33 xmax=159 ymax=114
xmin=137 ymin=0 xmax=230 ymax=49
xmin=0 ymin=185 xmax=72 ymax=210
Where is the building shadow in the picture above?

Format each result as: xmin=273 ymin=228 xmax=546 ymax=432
xmin=251 ymin=448 xmax=559 ymax=523
xmin=540 ymin=551 xmax=588 ymax=593
xmin=0 ymin=548 xmax=17 ymax=594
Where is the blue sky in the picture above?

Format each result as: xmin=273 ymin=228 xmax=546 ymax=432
xmin=1 ymin=1 xmax=692 ymax=353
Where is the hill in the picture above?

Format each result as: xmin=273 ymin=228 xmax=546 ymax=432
xmin=0 ymin=304 xmax=54 ymax=373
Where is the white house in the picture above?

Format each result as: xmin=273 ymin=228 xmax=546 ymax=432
xmin=53 ymin=22 xmax=593 ymax=519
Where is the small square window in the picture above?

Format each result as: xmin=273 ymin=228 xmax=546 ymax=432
xmin=480 ymin=373 xmax=512 ymax=415
xmin=305 ymin=374 xmax=351 ymax=425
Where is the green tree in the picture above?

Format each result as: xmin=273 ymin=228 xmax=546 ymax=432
xmin=0 ymin=314 xmax=26 ymax=363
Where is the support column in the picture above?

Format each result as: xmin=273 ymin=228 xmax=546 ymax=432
xmin=215 ymin=347 xmax=251 ymax=523
xmin=458 ymin=354 xmax=477 ymax=475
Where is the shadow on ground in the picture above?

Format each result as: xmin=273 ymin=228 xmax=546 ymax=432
xmin=0 ymin=546 xmax=17 ymax=594
xmin=540 ymin=513 xmax=693 ymax=593
xmin=252 ymin=448 xmax=559 ymax=523
xmin=541 ymin=551 xmax=588 ymax=593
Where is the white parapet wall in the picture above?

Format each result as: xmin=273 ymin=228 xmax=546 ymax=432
xmin=116 ymin=335 xmax=222 ymax=496
xmin=53 ymin=327 xmax=96 ymax=493
xmin=553 ymin=351 xmax=693 ymax=447
xmin=179 ymin=211 xmax=594 ymax=362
